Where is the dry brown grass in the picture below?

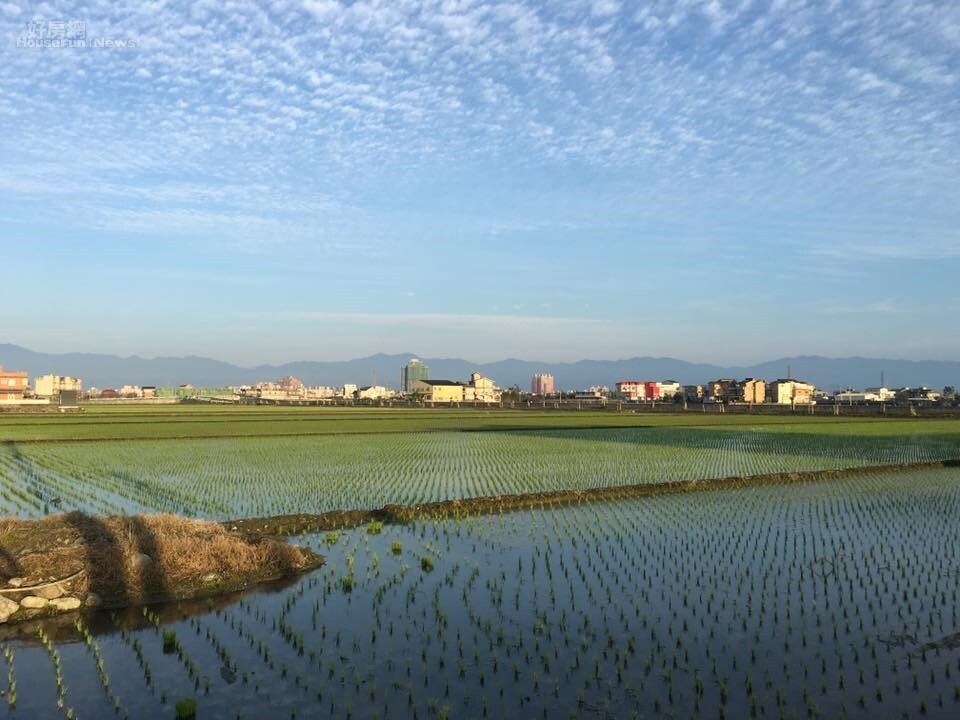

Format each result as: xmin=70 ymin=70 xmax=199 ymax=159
xmin=0 ymin=512 xmax=320 ymax=606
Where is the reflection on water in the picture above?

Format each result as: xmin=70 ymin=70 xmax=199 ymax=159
xmin=2 ymin=468 xmax=960 ymax=719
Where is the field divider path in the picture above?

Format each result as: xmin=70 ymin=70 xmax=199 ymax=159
xmin=226 ymin=457 xmax=960 ymax=536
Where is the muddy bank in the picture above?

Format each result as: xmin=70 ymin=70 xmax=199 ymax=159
xmin=228 ymin=459 xmax=960 ymax=536
xmin=0 ymin=512 xmax=322 ymax=625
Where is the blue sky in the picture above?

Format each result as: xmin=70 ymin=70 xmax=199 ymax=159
xmin=0 ymin=0 xmax=957 ymax=365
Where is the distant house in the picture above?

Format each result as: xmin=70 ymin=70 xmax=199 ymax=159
xmin=864 ymin=387 xmax=896 ymax=402
xmin=463 ymin=372 xmax=501 ymax=403
xmin=741 ymin=378 xmax=766 ymax=404
xmin=656 ymin=381 xmax=681 ymax=398
xmin=413 ymin=379 xmax=464 ymax=403
xmin=898 ymin=386 xmax=941 ymax=404
xmin=834 ymin=387 xmax=895 ymax=404
xmin=0 ymin=366 xmax=29 ymax=401
xmin=768 ymin=379 xmax=816 ymax=405
xmin=141 ymin=386 xmax=157 ymax=399
xmin=119 ymin=385 xmax=142 ymax=398
xmin=707 ymin=379 xmax=740 ymax=403
xmin=616 ymin=380 xmax=659 ymax=401
xmin=277 ymin=376 xmax=304 ymax=392
xmin=356 ymin=385 xmax=394 ymax=400
xmin=575 ymin=385 xmax=609 ymax=400
xmin=34 ymin=374 xmax=83 ymax=400
xmin=414 ymin=372 xmax=501 ymax=404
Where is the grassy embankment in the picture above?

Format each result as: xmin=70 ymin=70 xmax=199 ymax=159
xmin=0 ymin=512 xmax=321 ymax=623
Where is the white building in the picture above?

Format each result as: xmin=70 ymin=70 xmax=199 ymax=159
xmin=356 ymin=385 xmax=394 ymax=400
xmin=34 ymin=374 xmax=82 ymax=398
xmin=463 ymin=372 xmax=501 ymax=403
xmin=656 ymin=381 xmax=681 ymax=398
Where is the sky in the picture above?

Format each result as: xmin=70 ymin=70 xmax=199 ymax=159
xmin=0 ymin=0 xmax=958 ymax=366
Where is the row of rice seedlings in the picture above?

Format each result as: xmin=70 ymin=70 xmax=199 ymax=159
xmin=9 ymin=468 xmax=960 ymax=717
xmin=9 ymin=426 xmax=960 ymax=519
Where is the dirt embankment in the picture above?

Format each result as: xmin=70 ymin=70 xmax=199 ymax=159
xmin=228 ymin=459 xmax=960 ymax=536
xmin=0 ymin=512 xmax=322 ymax=624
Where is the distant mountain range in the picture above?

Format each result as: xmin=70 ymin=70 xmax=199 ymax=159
xmin=1 ymin=343 xmax=957 ymax=392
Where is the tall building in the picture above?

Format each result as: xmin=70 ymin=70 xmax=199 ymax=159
xmin=531 ymin=373 xmax=555 ymax=395
xmin=402 ymin=358 xmax=429 ymax=393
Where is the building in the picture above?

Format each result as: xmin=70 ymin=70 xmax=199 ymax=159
xmin=834 ymin=387 xmax=896 ymax=404
xmin=303 ymin=386 xmax=338 ymax=400
xmin=656 ymin=381 xmax=681 ymax=398
xmin=616 ymin=380 xmax=659 ymax=401
xmin=0 ymin=366 xmax=29 ymax=401
xmin=683 ymin=384 xmax=705 ymax=402
xmin=413 ymin=379 xmax=465 ymax=403
xmin=34 ymin=374 xmax=82 ymax=399
xmin=141 ymin=386 xmax=157 ymax=399
xmin=741 ymin=378 xmax=766 ymax=404
xmin=401 ymin=358 xmax=429 ymax=393
xmin=413 ymin=372 xmax=501 ymax=403
xmin=277 ymin=376 xmax=304 ymax=392
xmin=898 ymin=386 xmax=941 ymax=404
xmin=616 ymin=381 xmax=664 ymax=401
xmin=707 ymin=379 xmax=740 ymax=403
xmin=864 ymin=387 xmax=896 ymax=402
xmin=119 ymin=385 xmax=143 ymax=398
xmin=531 ymin=373 xmax=555 ymax=396
xmin=768 ymin=379 xmax=816 ymax=405
xmin=356 ymin=385 xmax=394 ymax=400
xmin=574 ymin=386 xmax=609 ymax=401
xmin=463 ymin=372 xmax=501 ymax=403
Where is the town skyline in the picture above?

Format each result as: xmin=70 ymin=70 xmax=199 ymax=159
xmin=3 ymin=341 xmax=959 ymax=393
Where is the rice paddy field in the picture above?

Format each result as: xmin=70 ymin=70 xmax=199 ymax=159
xmin=2 ymin=406 xmax=960 ymax=718
xmin=1 ymin=408 xmax=959 ymax=519
xmin=3 ymin=468 xmax=960 ymax=718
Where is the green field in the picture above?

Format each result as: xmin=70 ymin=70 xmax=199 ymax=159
xmin=2 ymin=406 xmax=958 ymax=519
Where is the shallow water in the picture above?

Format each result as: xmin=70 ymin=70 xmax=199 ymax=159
xmin=3 ymin=427 xmax=959 ymax=519
xmin=2 ymin=468 xmax=960 ymax=718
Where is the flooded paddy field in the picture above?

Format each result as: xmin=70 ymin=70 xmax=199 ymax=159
xmin=3 ymin=467 xmax=960 ymax=719
xmin=2 ymin=419 xmax=959 ymax=519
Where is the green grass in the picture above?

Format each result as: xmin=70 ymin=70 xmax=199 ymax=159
xmin=0 ymin=406 xmax=957 ymax=520
xmin=1 ymin=404 xmax=955 ymax=442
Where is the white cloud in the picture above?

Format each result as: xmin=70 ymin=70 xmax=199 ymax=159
xmin=302 ymin=0 xmax=341 ymax=20
xmin=591 ymin=0 xmax=620 ymax=18
xmin=846 ymin=67 xmax=901 ymax=97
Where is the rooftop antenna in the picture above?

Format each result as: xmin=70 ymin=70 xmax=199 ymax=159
xmin=881 ymin=370 xmax=885 ymax=388
xmin=787 ymin=364 xmax=791 ymax=380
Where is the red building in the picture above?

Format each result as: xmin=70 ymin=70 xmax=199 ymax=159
xmin=0 ymin=366 xmax=28 ymax=401
xmin=615 ymin=380 xmax=660 ymax=401
xmin=531 ymin=373 xmax=555 ymax=395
